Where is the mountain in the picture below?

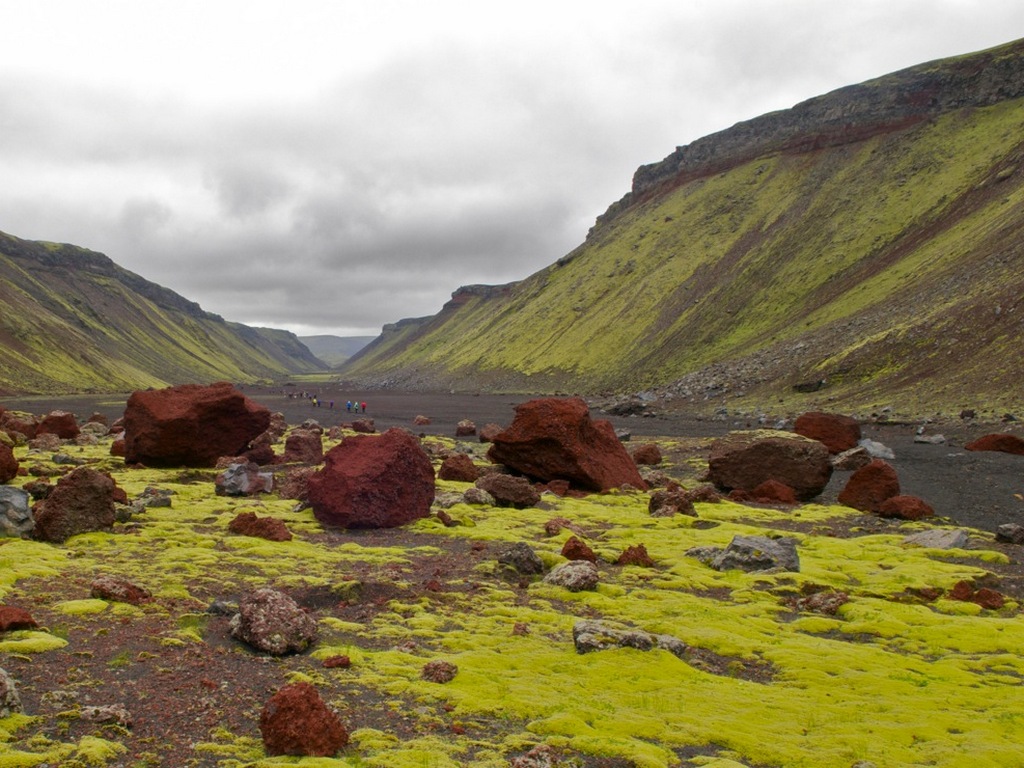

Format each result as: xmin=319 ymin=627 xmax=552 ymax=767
xmin=341 ymin=38 xmax=1024 ymax=417
xmin=0 ymin=231 xmax=326 ymax=395
xmin=299 ymin=335 xmax=376 ymax=368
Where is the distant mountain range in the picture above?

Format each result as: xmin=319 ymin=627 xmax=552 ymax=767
xmin=339 ymin=38 xmax=1024 ymax=418
xmin=0 ymin=232 xmax=326 ymax=395
xmin=299 ymin=335 xmax=376 ymax=368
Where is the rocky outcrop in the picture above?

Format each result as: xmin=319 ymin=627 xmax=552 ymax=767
xmin=487 ymin=397 xmax=646 ymax=491
xmin=307 ymin=428 xmax=435 ymax=528
xmin=707 ymin=430 xmax=832 ymax=501
xmin=124 ymin=382 xmax=271 ymax=467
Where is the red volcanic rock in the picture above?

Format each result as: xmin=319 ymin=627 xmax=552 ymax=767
xmin=0 ymin=443 xmax=18 ymax=484
xmin=752 ymin=479 xmax=798 ymax=505
xmin=455 ymin=419 xmax=477 ymax=437
xmin=109 ymin=436 xmax=126 ymax=458
xmin=648 ymin=489 xmax=697 ymax=517
xmin=707 ymin=431 xmax=832 ymax=501
xmin=90 ymin=574 xmax=151 ymax=605
xmin=124 ymin=382 xmax=271 ymax=468
xmin=486 ymin=397 xmax=646 ymax=492
xmin=561 ymin=535 xmax=597 ymax=562
xmin=32 ymin=467 xmax=116 ymax=543
xmin=228 ymin=512 xmax=293 ymax=542
xmin=277 ymin=467 xmax=317 ymax=502
xmin=351 ymin=418 xmax=375 ymax=434
xmin=307 ymin=428 xmax=435 ymax=529
xmin=323 ymin=655 xmax=351 ymax=669
xmin=965 ymin=433 xmax=1024 ymax=455
xmin=0 ymin=605 xmax=38 ymax=632
xmin=281 ymin=429 xmax=323 ymax=464
xmin=972 ymin=588 xmax=1006 ymax=610
xmin=437 ymin=453 xmax=480 ymax=482
xmin=475 ymin=473 xmax=541 ymax=509
xmin=478 ymin=423 xmax=503 ymax=443
xmin=231 ymin=588 xmax=318 ymax=655
xmin=630 ymin=443 xmax=663 ymax=466
xmin=837 ymin=459 xmax=900 ymax=512
xmin=86 ymin=413 xmax=109 ymax=426
xmin=37 ymin=410 xmax=80 ymax=440
xmin=616 ymin=544 xmax=655 ymax=567
xmin=0 ymin=412 xmax=38 ymax=439
xmin=421 ymin=660 xmax=458 ymax=683
xmin=877 ymin=494 xmax=935 ymax=521
xmin=259 ymin=682 xmax=348 ymax=757
xmin=793 ymin=412 xmax=861 ymax=454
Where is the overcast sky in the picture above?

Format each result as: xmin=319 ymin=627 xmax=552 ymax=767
xmin=2 ymin=1 xmax=1022 ymax=337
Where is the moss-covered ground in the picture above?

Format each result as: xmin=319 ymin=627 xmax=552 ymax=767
xmin=1 ymin=432 xmax=1022 ymax=767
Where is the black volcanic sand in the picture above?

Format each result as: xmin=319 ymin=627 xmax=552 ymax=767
xmin=3 ymin=386 xmax=1022 ymax=534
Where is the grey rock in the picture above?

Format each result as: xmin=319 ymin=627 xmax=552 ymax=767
xmin=461 ymin=487 xmax=495 ymax=505
xmin=711 ymin=535 xmax=800 ymax=572
xmin=497 ymin=542 xmax=545 ymax=575
xmin=996 ymin=523 xmax=1024 ymax=545
xmin=0 ymin=668 xmax=21 ymax=717
xmin=215 ymin=462 xmax=273 ymax=496
xmin=913 ymin=433 xmax=947 ymax=445
xmin=572 ymin=619 xmax=687 ymax=659
xmin=0 ymin=486 xmax=33 ymax=538
xmin=902 ymin=529 xmax=970 ymax=550
xmin=543 ymin=560 xmax=599 ymax=592
xmin=832 ymin=446 xmax=872 ymax=471
xmin=229 ymin=588 xmax=318 ymax=655
xmin=858 ymin=439 xmax=895 ymax=460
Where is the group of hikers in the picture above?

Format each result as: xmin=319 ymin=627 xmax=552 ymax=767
xmin=282 ymin=389 xmax=366 ymax=413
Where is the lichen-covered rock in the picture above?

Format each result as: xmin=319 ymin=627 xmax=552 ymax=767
xmin=307 ymin=428 xmax=435 ymax=529
xmin=0 ymin=487 xmax=32 ymax=538
xmin=259 ymin=682 xmax=348 ymax=756
xmin=708 ymin=430 xmax=832 ymax=501
xmin=838 ymin=459 xmax=900 ymax=512
xmin=572 ymin=619 xmax=687 ymax=658
xmin=90 ymin=574 xmax=151 ymax=605
xmin=487 ymin=397 xmax=646 ymax=491
xmin=793 ymin=411 xmax=861 ymax=454
xmin=0 ymin=668 xmax=22 ymax=718
xmin=475 ymin=473 xmax=540 ymax=509
xmin=230 ymin=588 xmax=318 ymax=655
xmin=711 ymin=535 xmax=800 ymax=572
xmin=124 ymin=381 xmax=271 ymax=468
xmin=32 ymin=467 xmax=116 ymax=543
xmin=543 ymin=560 xmax=599 ymax=592
xmin=902 ymin=529 xmax=969 ymax=550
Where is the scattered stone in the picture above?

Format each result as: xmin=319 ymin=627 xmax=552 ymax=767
xmin=996 ymin=523 xmax=1024 ymax=545
xmin=478 ymin=423 xmax=503 ymax=443
xmin=124 ymin=382 xmax=271 ymax=467
xmin=0 ymin=605 xmax=39 ymax=632
xmin=412 ymin=415 xmax=432 ymax=426
xmin=913 ymin=433 xmax=947 ymax=445
xmin=90 ymin=574 xmax=151 ymax=605
xmin=276 ymin=467 xmax=317 ymax=502
xmin=630 ymin=443 xmax=663 ymax=465
xmin=902 ymin=529 xmax=970 ymax=550
xmin=228 ymin=512 xmax=293 ymax=542
xmin=572 ymin=619 xmax=687 ymax=658
xmin=838 ymin=459 xmax=900 ymax=512
xmin=32 ymin=467 xmax=117 ymax=544
xmin=37 ymin=410 xmax=80 ymax=440
xmin=81 ymin=704 xmax=132 ymax=728
xmin=323 ymin=655 xmax=351 ymax=669
xmin=351 ymin=418 xmax=375 ymax=434
xmin=648 ymin=488 xmax=697 ymax=517
xmin=616 ymin=544 xmax=655 ymax=567
xmin=497 ymin=542 xmax=545 ymax=575
xmin=0 ymin=412 xmax=38 ymax=440
xmin=438 ymin=453 xmax=481 ymax=482
xmin=510 ymin=744 xmax=563 ymax=768
xmin=965 ymin=433 xmax=1024 ymax=455
xmin=109 ymin=435 xmax=126 ymax=458
xmin=561 ymin=535 xmax=597 ymax=562
xmin=486 ymin=397 xmax=646 ymax=491
xmin=832 ymin=446 xmax=872 ymax=471
xmin=751 ymin=479 xmax=798 ymax=505
xmin=0 ymin=668 xmax=21 ymax=717
xmin=461 ymin=487 xmax=495 ymax=506
xmin=710 ymin=535 xmax=800 ymax=573
xmin=0 ymin=487 xmax=32 ymax=538
xmin=307 ymin=428 xmax=436 ymax=529
xmin=281 ymin=429 xmax=323 ymax=464
xmin=421 ymin=660 xmax=459 ymax=683
xmin=259 ymin=682 xmax=348 ymax=757
xmin=858 ymin=438 xmax=896 ymax=460
xmin=708 ymin=430 xmax=832 ymax=501
xmin=28 ymin=433 xmax=63 ymax=452
xmin=793 ymin=411 xmax=861 ymax=454
xmin=877 ymin=495 xmax=935 ymax=521
xmin=229 ymin=588 xmax=319 ymax=655
xmin=475 ymin=473 xmax=541 ymax=509
xmin=793 ymin=591 xmax=849 ymax=615
xmin=0 ymin=443 xmax=18 ymax=484
xmin=543 ymin=560 xmax=599 ymax=592
xmin=455 ymin=419 xmax=477 ymax=437
xmin=215 ymin=462 xmax=274 ymax=496
xmin=949 ymin=580 xmax=1006 ymax=610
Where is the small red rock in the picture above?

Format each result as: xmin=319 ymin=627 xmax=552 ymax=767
xmin=561 ymin=535 xmax=597 ymax=562
xmin=877 ymin=495 xmax=935 ymax=521
xmin=259 ymin=682 xmax=348 ymax=757
xmin=323 ymin=655 xmax=351 ymax=669
xmin=0 ymin=605 xmax=39 ymax=631
xmin=616 ymin=544 xmax=655 ymax=567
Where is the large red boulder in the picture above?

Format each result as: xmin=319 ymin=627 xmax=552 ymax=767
xmin=307 ymin=428 xmax=435 ymax=528
xmin=37 ymin=410 xmax=80 ymax=440
xmin=486 ymin=397 xmax=646 ymax=492
xmin=32 ymin=467 xmax=116 ymax=543
xmin=837 ymin=459 xmax=901 ymax=512
xmin=259 ymin=682 xmax=348 ymax=757
xmin=707 ymin=430 xmax=832 ymax=501
xmin=0 ymin=444 xmax=17 ymax=484
xmin=965 ymin=433 xmax=1024 ymax=455
xmin=793 ymin=412 xmax=861 ymax=454
xmin=123 ymin=382 xmax=271 ymax=467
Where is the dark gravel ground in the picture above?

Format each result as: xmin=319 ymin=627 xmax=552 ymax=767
xmin=3 ymin=386 xmax=1022 ymax=534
